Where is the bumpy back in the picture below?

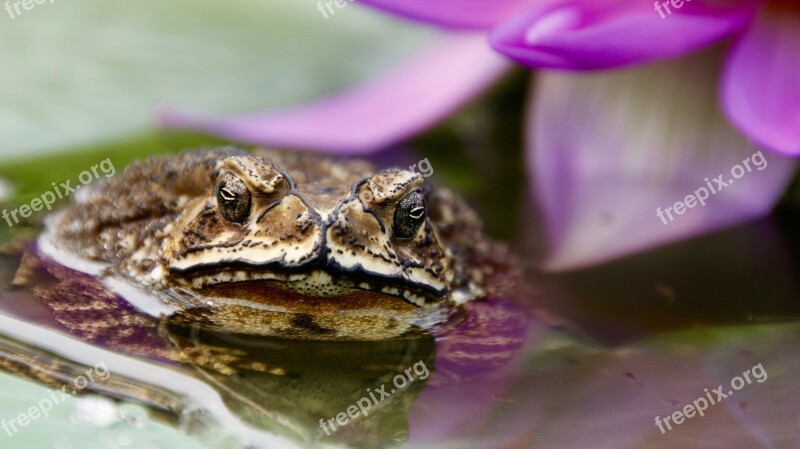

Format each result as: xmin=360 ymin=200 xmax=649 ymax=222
xmin=54 ymin=148 xmax=243 ymax=263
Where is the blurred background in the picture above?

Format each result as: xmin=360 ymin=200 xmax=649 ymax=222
xmin=0 ymin=0 xmax=433 ymax=159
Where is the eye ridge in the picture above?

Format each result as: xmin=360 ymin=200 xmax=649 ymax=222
xmin=393 ymin=191 xmax=426 ymax=240
xmin=216 ymin=173 xmax=252 ymax=223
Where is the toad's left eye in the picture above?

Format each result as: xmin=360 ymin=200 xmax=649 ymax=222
xmin=216 ymin=173 xmax=251 ymax=223
xmin=393 ymin=191 xmax=426 ymax=239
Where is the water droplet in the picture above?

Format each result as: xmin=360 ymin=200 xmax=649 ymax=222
xmin=71 ymin=395 xmax=119 ymax=428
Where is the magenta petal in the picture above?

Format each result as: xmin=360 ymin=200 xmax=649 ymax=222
xmin=357 ymin=0 xmax=537 ymax=30
xmin=161 ymin=33 xmax=508 ymax=155
xmin=529 ymin=50 xmax=798 ymax=271
xmin=722 ymin=8 xmax=800 ymax=156
xmin=489 ymin=0 xmax=757 ymax=70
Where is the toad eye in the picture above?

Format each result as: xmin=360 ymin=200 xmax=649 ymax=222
xmin=393 ymin=191 xmax=426 ymax=240
xmin=216 ymin=173 xmax=251 ymax=223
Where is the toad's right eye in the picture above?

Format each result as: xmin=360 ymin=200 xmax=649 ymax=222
xmin=216 ymin=173 xmax=251 ymax=224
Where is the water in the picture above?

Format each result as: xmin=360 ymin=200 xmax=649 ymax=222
xmin=0 ymin=209 xmax=797 ymax=448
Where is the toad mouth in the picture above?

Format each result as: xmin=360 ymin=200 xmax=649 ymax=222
xmin=168 ymin=262 xmax=447 ymax=307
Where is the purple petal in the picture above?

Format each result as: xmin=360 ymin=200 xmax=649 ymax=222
xmin=489 ymin=0 xmax=757 ymax=70
xmin=722 ymin=7 xmax=800 ymax=156
xmin=528 ymin=48 xmax=798 ymax=271
xmin=356 ymin=0 xmax=537 ymax=30
xmin=161 ymin=33 xmax=509 ymax=155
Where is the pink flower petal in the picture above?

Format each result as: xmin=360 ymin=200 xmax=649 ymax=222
xmin=722 ymin=7 xmax=800 ymax=156
xmin=356 ymin=0 xmax=538 ymax=30
xmin=161 ymin=33 xmax=509 ymax=155
xmin=528 ymin=49 xmax=798 ymax=271
xmin=490 ymin=0 xmax=757 ymax=70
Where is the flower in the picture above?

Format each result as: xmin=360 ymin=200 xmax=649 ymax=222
xmin=487 ymin=0 xmax=800 ymax=156
xmin=161 ymin=33 xmax=510 ymax=155
xmin=162 ymin=0 xmax=798 ymax=271
xmin=485 ymin=0 xmax=800 ymax=268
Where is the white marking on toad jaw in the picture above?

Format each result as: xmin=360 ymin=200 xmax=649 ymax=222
xmin=187 ymin=270 xmax=358 ymax=297
xmin=379 ymin=286 xmax=427 ymax=307
xmin=328 ymin=236 xmax=447 ymax=292
xmin=405 ymin=292 xmax=426 ymax=307
xmin=377 ymin=286 xmax=425 ymax=307
xmin=184 ymin=269 xmax=434 ymax=305
xmin=169 ymin=224 xmax=322 ymax=272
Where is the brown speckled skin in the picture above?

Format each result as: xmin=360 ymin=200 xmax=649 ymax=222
xmin=0 ymin=149 xmax=523 ymax=448
xmin=49 ymin=148 xmax=506 ymax=339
